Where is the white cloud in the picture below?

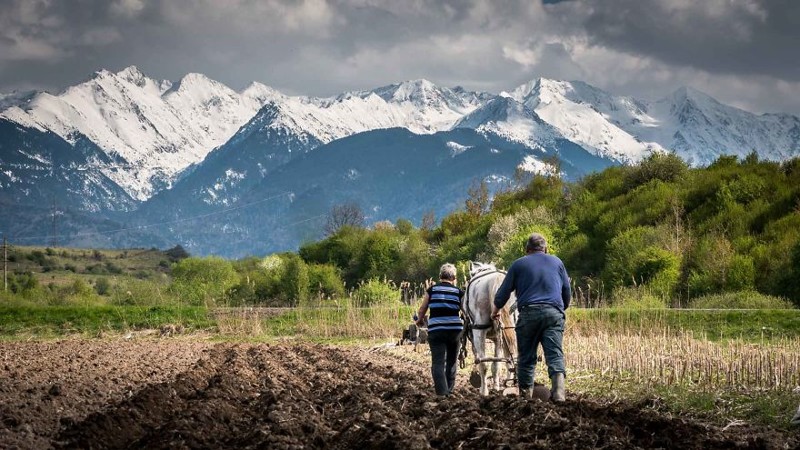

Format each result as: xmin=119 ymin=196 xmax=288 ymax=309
xmin=110 ymin=0 xmax=146 ymax=18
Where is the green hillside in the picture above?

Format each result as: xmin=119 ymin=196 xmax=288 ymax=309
xmin=302 ymin=152 xmax=800 ymax=308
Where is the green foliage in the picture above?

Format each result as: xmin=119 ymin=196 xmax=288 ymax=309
xmin=7 ymin=272 xmax=38 ymax=295
xmin=611 ymin=286 xmax=668 ymax=309
xmin=94 ymin=277 xmax=111 ymax=296
xmin=624 ymin=152 xmax=688 ymax=190
xmin=351 ymin=278 xmax=401 ymax=306
xmin=281 ymin=253 xmax=309 ymax=306
xmin=170 ymin=256 xmax=238 ymax=306
xmin=688 ymin=291 xmax=794 ymax=309
xmin=164 ymin=244 xmax=190 ymax=262
xmin=688 ymin=234 xmax=755 ymax=296
xmin=308 ymin=264 xmax=346 ymax=299
xmin=603 ymin=226 xmax=679 ymax=300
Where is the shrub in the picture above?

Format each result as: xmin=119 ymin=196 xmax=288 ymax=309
xmin=352 ymin=278 xmax=400 ymax=306
xmin=611 ymin=285 xmax=668 ymax=309
xmin=688 ymin=291 xmax=794 ymax=309
xmin=94 ymin=278 xmax=111 ymax=296
xmin=165 ymin=245 xmax=190 ymax=262
xmin=110 ymin=278 xmax=176 ymax=306
xmin=170 ymin=256 xmax=238 ymax=306
xmin=624 ymin=152 xmax=688 ymax=190
xmin=308 ymin=263 xmax=346 ymax=299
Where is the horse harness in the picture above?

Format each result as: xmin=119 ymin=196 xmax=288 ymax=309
xmin=458 ymin=268 xmax=518 ymax=383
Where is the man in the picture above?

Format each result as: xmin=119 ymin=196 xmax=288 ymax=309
xmin=416 ymin=263 xmax=464 ymax=396
xmin=492 ymin=233 xmax=571 ymax=402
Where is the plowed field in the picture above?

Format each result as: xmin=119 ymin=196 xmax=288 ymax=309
xmin=0 ymin=341 xmax=795 ymax=449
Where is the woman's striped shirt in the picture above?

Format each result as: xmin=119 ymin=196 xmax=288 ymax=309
xmin=427 ymin=282 xmax=464 ymax=333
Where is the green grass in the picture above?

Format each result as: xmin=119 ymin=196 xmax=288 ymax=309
xmin=217 ymin=304 xmax=417 ymax=339
xmin=569 ymin=370 xmax=800 ymax=430
xmin=0 ymin=305 xmax=213 ymax=337
xmin=568 ymin=308 xmax=800 ymax=342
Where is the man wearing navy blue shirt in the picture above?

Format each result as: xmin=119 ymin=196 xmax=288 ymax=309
xmin=416 ymin=263 xmax=464 ymax=396
xmin=492 ymin=233 xmax=571 ymax=402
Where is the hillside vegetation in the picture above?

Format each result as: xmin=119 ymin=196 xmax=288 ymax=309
xmin=302 ymin=152 xmax=800 ymax=308
xmin=2 ymin=152 xmax=799 ymax=312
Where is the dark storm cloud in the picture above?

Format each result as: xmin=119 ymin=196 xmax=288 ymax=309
xmin=0 ymin=0 xmax=798 ymax=114
xmin=580 ymin=0 xmax=800 ymax=81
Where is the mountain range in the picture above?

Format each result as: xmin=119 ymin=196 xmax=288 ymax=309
xmin=1 ymin=66 xmax=799 ymax=256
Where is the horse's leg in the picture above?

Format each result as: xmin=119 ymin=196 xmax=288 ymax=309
xmin=484 ymin=339 xmax=500 ymax=391
xmin=473 ymin=329 xmax=489 ymax=396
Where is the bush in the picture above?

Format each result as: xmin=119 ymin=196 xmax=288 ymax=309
xmin=624 ymin=152 xmax=688 ymax=190
xmin=612 ymin=285 xmax=668 ymax=309
xmin=308 ymin=264 xmax=346 ymax=299
xmin=8 ymin=272 xmax=38 ymax=294
xmin=688 ymin=234 xmax=755 ymax=296
xmin=352 ymin=278 xmax=400 ymax=306
xmin=170 ymin=256 xmax=238 ymax=306
xmin=165 ymin=245 xmax=190 ymax=262
xmin=110 ymin=278 xmax=176 ymax=306
xmin=603 ymin=226 xmax=679 ymax=299
xmin=688 ymin=291 xmax=794 ymax=309
xmin=94 ymin=278 xmax=111 ymax=296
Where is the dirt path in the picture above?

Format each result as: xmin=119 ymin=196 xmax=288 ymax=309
xmin=0 ymin=341 xmax=795 ymax=449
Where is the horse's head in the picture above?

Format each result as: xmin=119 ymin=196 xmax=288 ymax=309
xmin=469 ymin=261 xmax=497 ymax=279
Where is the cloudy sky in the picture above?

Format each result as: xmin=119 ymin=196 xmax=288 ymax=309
xmin=1 ymin=0 xmax=799 ymax=114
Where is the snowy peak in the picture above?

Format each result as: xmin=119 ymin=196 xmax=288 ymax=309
xmin=643 ymin=86 xmax=800 ymax=164
xmin=372 ymin=79 xmax=439 ymax=103
xmin=0 ymin=90 xmax=38 ymax=110
xmin=241 ymin=82 xmax=283 ymax=104
xmin=0 ymin=67 xmax=279 ymax=202
xmin=509 ymin=78 xmax=663 ymax=162
xmin=454 ymin=96 xmax=557 ymax=149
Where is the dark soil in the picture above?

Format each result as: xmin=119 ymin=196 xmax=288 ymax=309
xmin=0 ymin=341 xmax=796 ymax=449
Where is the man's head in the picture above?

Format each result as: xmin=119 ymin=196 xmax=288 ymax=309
xmin=525 ymin=233 xmax=548 ymax=254
xmin=439 ymin=263 xmax=457 ymax=281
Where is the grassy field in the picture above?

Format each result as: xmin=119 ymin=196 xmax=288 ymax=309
xmin=4 ymin=245 xmax=174 ymax=287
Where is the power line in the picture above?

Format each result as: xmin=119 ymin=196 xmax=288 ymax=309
xmin=13 ymin=191 xmax=295 ymax=242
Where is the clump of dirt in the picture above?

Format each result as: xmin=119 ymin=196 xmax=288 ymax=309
xmin=1 ymin=341 xmax=796 ymax=449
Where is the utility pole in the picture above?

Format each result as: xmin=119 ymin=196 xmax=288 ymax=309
xmin=3 ymin=235 xmax=7 ymax=292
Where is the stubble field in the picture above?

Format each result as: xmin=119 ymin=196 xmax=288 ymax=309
xmin=1 ymin=340 xmax=796 ymax=449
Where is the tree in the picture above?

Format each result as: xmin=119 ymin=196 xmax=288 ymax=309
xmin=465 ymin=179 xmax=489 ymax=216
xmin=165 ymin=244 xmax=190 ymax=262
xmin=420 ymin=210 xmax=436 ymax=233
xmin=170 ymin=257 xmax=238 ymax=306
xmin=324 ymin=202 xmax=365 ymax=236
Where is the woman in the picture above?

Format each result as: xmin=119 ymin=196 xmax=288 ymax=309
xmin=416 ymin=263 xmax=464 ymax=396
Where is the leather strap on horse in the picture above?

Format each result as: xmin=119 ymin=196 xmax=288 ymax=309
xmin=458 ymin=268 xmax=508 ymax=369
xmin=462 ymin=268 xmax=507 ymax=330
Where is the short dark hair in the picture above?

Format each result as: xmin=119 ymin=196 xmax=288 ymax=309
xmin=525 ymin=233 xmax=547 ymax=253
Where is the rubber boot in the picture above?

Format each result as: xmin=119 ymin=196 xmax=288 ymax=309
xmin=551 ymin=373 xmax=565 ymax=403
xmin=520 ymin=387 xmax=533 ymax=399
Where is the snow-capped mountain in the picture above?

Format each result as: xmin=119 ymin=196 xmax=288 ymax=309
xmin=3 ymin=66 xmax=800 ymax=254
xmin=0 ymin=66 xmax=279 ymax=201
xmin=509 ymin=78 xmax=665 ymax=162
xmin=453 ymin=95 xmax=559 ymax=150
xmin=0 ymin=90 xmax=38 ymax=111
xmin=156 ymin=79 xmax=496 ymax=209
xmin=634 ymin=87 xmax=800 ymax=165
xmin=508 ymin=78 xmax=800 ymax=165
xmin=0 ymin=118 xmax=135 ymax=212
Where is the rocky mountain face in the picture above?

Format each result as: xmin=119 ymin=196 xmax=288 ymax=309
xmin=1 ymin=67 xmax=798 ymax=255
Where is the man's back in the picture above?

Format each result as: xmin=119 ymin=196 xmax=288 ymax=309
xmin=495 ymin=252 xmax=570 ymax=311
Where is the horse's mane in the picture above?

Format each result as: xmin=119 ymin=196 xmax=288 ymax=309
xmin=469 ymin=261 xmax=498 ymax=279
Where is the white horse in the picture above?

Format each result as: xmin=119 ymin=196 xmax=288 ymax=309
xmin=463 ymin=262 xmax=518 ymax=396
